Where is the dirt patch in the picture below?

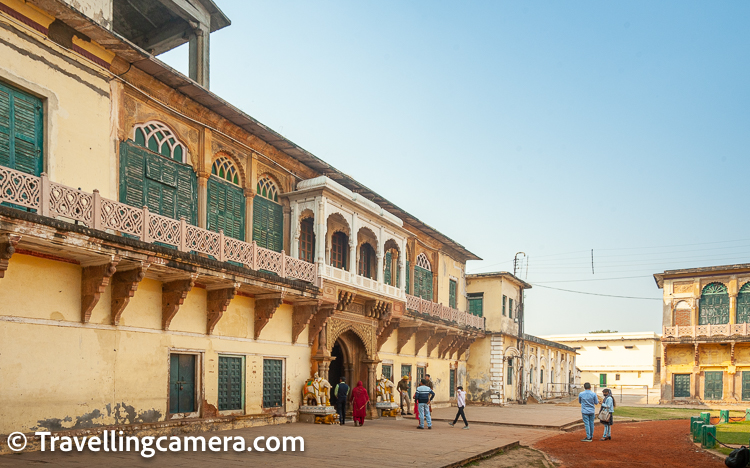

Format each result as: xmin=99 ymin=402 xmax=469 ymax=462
xmin=471 ymin=446 xmax=554 ymax=468
xmin=533 ymin=419 xmax=723 ymax=467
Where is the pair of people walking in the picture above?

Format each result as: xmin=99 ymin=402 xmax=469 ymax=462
xmin=578 ymin=382 xmax=615 ymax=442
xmin=334 ymin=377 xmax=370 ymax=426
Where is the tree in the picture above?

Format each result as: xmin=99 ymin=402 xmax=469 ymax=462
xmin=590 ymin=330 xmax=618 ymax=333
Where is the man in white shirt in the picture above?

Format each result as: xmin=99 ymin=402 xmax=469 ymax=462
xmin=448 ymin=385 xmax=469 ymax=429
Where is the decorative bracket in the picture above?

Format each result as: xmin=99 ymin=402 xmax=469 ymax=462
xmin=111 ymin=262 xmax=150 ymax=325
xmin=456 ymin=335 xmax=476 ymax=359
xmin=308 ymin=305 xmax=335 ymax=346
xmin=162 ymin=276 xmax=196 ymax=330
xmin=413 ymin=325 xmax=435 ymax=356
xmin=207 ymin=284 xmax=239 ymax=334
xmin=81 ymin=256 xmax=120 ymax=323
xmin=292 ymin=301 xmax=321 ymax=344
xmin=336 ymin=290 xmax=355 ymax=311
xmin=377 ymin=318 xmax=399 ymax=351
xmin=0 ymin=234 xmax=21 ymax=279
xmin=396 ymin=325 xmax=419 ymax=354
xmin=426 ymin=329 xmax=448 ymax=356
xmin=438 ymin=332 xmax=459 ymax=359
xmin=365 ymin=300 xmax=391 ymax=319
xmin=254 ymin=293 xmax=284 ymax=340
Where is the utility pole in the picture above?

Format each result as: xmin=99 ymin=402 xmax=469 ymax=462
xmin=514 ymin=252 xmax=526 ymax=404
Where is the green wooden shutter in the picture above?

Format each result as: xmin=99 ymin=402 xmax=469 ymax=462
xmin=0 ymin=82 xmax=43 ymax=176
xmin=414 ymin=266 xmax=433 ymax=301
xmin=208 ymin=177 xmax=245 ymax=240
xmin=405 ymin=261 xmax=410 ymax=294
xmin=218 ymin=356 xmax=244 ymax=411
xmin=449 ymin=369 xmax=456 ymax=397
xmin=253 ymin=196 xmax=283 ymax=252
xmin=384 ymin=251 xmax=392 ymax=285
xmin=449 ymin=280 xmax=457 ymax=308
xmin=704 ymin=371 xmax=723 ymax=400
xmin=263 ymin=359 xmax=283 ymax=408
xmin=673 ymin=374 xmax=690 ymax=398
xmin=742 ymin=372 xmax=750 ymax=401
xmin=119 ymin=140 xmax=197 ymax=224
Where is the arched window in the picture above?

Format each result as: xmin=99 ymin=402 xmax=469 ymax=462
xmin=738 ymin=283 xmax=750 ymax=324
xmin=120 ymin=121 xmax=196 ymax=224
xmin=207 ymin=156 xmax=245 ymax=240
xmin=299 ymin=217 xmax=315 ymax=263
xmin=359 ymin=242 xmax=376 ymax=279
xmin=384 ymin=247 xmax=400 ymax=287
xmin=699 ymin=282 xmax=729 ymax=325
xmin=252 ymin=176 xmax=283 ymax=252
xmin=330 ymin=231 xmax=348 ymax=269
xmin=673 ymin=301 xmax=692 ymax=326
xmin=413 ymin=253 xmax=433 ymax=301
xmin=134 ymin=121 xmax=187 ymax=163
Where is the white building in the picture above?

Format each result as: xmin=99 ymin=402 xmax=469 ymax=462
xmin=539 ymin=332 xmax=662 ymax=388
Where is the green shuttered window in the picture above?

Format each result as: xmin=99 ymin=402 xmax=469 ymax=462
xmin=169 ymin=354 xmax=196 ymax=414
xmin=119 ymin=140 xmax=197 ymax=224
xmin=208 ymin=177 xmax=245 ymax=240
xmin=263 ymin=359 xmax=283 ymax=408
xmin=449 ymin=279 xmax=457 ymax=308
xmin=742 ymin=372 xmax=750 ymax=401
xmin=405 ymin=260 xmax=410 ymax=294
xmin=673 ymin=374 xmax=690 ymax=398
xmin=468 ymin=297 xmax=483 ymax=317
xmin=413 ymin=266 xmax=433 ymax=301
xmin=0 ymin=81 xmax=43 ymax=176
xmin=699 ymin=282 xmax=730 ymax=325
xmin=218 ymin=356 xmax=244 ymax=411
xmin=704 ymin=371 xmax=723 ymax=400
xmin=299 ymin=217 xmax=315 ymax=263
xmin=253 ymin=177 xmax=283 ymax=252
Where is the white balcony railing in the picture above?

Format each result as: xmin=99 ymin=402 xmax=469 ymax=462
xmin=320 ymin=264 xmax=404 ymax=301
xmin=0 ymin=166 xmax=317 ymax=284
xmin=406 ymin=294 xmax=485 ymax=330
xmin=662 ymin=323 xmax=749 ymax=339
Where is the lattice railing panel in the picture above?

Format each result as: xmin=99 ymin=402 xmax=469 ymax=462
xmin=404 ymin=294 xmax=484 ymax=330
xmin=286 ymin=256 xmax=316 ymax=283
xmin=0 ymin=166 xmax=40 ymax=210
xmin=257 ymin=248 xmax=282 ymax=275
xmin=148 ymin=214 xmax=180 ymax=247
xmin=186 ymin=225 xmax=220 ymax=256
xmin=224 ymin=237 xmax=253 ymax=266
xmin=100 ymin=199 xmax=143 ymax=237
xmin=712 ymin=324 xmax=730 ymax=336
xmin=49 ymin=182 xmax=93 ymax=225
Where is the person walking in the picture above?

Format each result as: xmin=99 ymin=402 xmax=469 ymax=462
xmin=334 ymin=377 xmax=350 ymax=425
xmin=599 ymin=388 xmax=615 ymax=440
xmin=397 ymin=375 xmax=412 ymax=415
xmin=414 ymin=378 xmax=435 ymax=430
xmin=448 ymin=385 xmax=469 ymax=429
xmin=351 ymin=381 xmax=370 ymax=427
xmin=578 ymin=382 xmax=599 ymax=442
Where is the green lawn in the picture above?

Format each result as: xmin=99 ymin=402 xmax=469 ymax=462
xmin=614 ymin=406 xmax=746 ymax=421
xmin=717 ymin=420 xmax=750 ymax=445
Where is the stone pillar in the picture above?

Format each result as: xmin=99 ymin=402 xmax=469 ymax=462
xmin=282 ymin=202 xmax=291 ymax=254
xmin=377 ymin=228 xmax=384 ymax=283
xmin=315 ymin=196 xmax=326 ymax=265
xmin=197 ymin=172 xmax=209 ymax=229
xmin=363 ymin=359 xmax=381 ymax=418
xmin=290 ymin=202 xmax=299 ymax=258
xmin=188 ymin=25 xmax=210 ymax=88
xmin=400 ymin=239 xmax=407 ymax=291
xmin=731 ymin=293 xmax=738 ymax=325
xmin=349 ymin=213 xmax=358 ymax=273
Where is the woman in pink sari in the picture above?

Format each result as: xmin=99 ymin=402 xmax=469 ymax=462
xmin=351 ymin=381 xmax=370 ymax=426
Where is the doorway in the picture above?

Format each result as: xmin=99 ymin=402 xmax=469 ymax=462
xmin=327 ymin=330 xmax=368 ymax=406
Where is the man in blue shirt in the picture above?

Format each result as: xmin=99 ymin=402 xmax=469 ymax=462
xmin=578 ymin=382 xmax=599 ymax=442
xmin=413 ymin=378 xmax=435 ymax=430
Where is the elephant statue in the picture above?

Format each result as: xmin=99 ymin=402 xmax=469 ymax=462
xmin=302 ymin=373 xmax=332 ymax=406
xmin=376 ymin=375 xmax=396 ymax=403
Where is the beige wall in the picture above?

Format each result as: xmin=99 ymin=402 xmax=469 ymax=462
xmin=0 ymin=13 xmax=114 ymax=197
xmin=0 ymin=254 xmax=312 ymax=433
xmin=436 ymin=251 xmax=467 ymax=311
xmin=466 ymin=276 xmax=519 ymax=334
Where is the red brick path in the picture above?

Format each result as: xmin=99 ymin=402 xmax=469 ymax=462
xmin=533 ymin=419 xmax=724 ymax=467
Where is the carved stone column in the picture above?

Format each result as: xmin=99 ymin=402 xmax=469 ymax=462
xmin=363 ymin=359 xmax=381 ymax=418
xmin=349 ymin=239 xmax=357 ymax=274
xmin=245 ymin=190 xmax=255 ymax=243
xmin=730 ymin=293 xmax=738 ymax=325
xmin=282 ymin=200 xmax=291 ymax=254
xmin=290 ymin=202 xmax=299 ymax=259
xmin=315 ymin=195 xmax=326 ymax=265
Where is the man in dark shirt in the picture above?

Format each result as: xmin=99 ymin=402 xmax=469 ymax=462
xmin=334 ymin=377 xmax=350 ymax=425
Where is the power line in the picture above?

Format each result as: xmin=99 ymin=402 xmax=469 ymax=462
xmin=533 ymin=275 xmax=651 ymax=283
xmin=529 ymin=283 xmax=662 ymax=300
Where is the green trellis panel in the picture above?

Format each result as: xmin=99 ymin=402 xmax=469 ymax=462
xmin=742 ymin=372 xmax=750 ymax=401
xmin=0 ymin=81 xmax=43 ymax=176
xmin=673 ymin=374 xmax=691 ymax=398
xmin=414 ymin=266 xmax=433 ymax=301
xmin=218 ymin=356 xmax=243 ymax=411
xmin=263 ymin=359 xmax=283 ymax=408
xmin=449 ymin=279 xmax=457 ymax=308
xmin=704 ymin=371 xmax=723 ymax=400
xmin=737 ymin=284 xmax=750 ymax=323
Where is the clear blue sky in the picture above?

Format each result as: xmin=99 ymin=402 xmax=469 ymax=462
xmin=160 ymin=1 xmax=750 ymax=335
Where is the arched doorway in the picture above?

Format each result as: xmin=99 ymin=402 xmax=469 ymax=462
xmin=327 ymin=330 xmax=368 ymax=406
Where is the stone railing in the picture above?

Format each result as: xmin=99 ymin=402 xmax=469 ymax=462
xmin=662 ymin=323 xmax=750 ymax=339
xmin=0 ymin=166 xmax=317 ymax=284
xmin=320 ymin=264 xmax=404 ymax=302
xmin=406 ymin=294 xmax=484 ymax=330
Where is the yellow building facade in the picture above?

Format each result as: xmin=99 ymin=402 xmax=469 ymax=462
xmin=655 ymin=264 xmax=750 ymax=404
xmin=0 ymin=0 xmax=486 ymax=442
xmin=465 ymin=272 xmax=577 ymax=404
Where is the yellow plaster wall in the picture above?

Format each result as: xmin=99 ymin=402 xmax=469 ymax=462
xmin=466 ymin=276 xmax=519 ymax=334
xmin=0 ymin=13 xmax=113 ymax=196
xmin=466 ymin=336 xmax=492 ymax=401
xmin=437 ymin=252 xmax=467 ymax=310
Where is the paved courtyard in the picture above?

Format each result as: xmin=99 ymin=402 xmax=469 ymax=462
xmin=431 ymin=404 xmax=582 ymax=430
xmin=0 ymin=411 xmax=562 ymax=468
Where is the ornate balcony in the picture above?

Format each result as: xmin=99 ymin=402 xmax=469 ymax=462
xmin=662 ymin=323 xmax=750 ymax=339
xmin=320 ymin=264 xmax=404 ymax=301
xmin=0 ymin=166 xmax=317 ymax=284
xmin=407 ymin=294 xmax=485 ymax=330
